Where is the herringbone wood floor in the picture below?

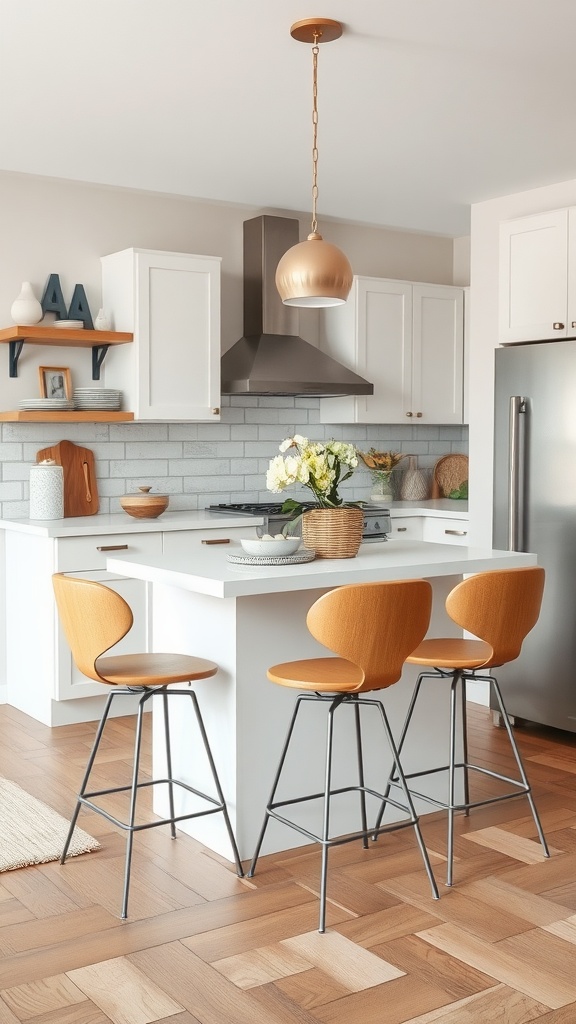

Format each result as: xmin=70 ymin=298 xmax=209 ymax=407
xmin=1 ymin=700 xmax=576 ymax=1023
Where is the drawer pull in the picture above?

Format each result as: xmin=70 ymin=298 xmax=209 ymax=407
xmin=202 ymin=538 xmax=231 ymax=545
xmin=445 ymin=529 xmax=467 ymax=536
xmin=96 ymin=544 xmax=129 ymax=552
xmin=396 ymin=527 xmax=408 ymax=532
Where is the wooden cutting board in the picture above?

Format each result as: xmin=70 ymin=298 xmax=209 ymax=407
xmin=36 ymin=440 xmax=99 ymax=517
xmin=431 ymin=454 xmax=468 ymax=499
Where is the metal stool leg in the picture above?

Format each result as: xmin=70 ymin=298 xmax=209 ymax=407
xmin=446 ymin=673 xmax=460 ymax=887
xmin=248 ymin=695 xmax=306 ymax=878
xmin=121 ymin=690 xmax=148 ymax=919
xmin=189 ymin=689 xmax=244 ymax=876
xmin=376 ymin=701 xmax=439 ymax=901
xmin=490 ymin=677 xmax=550 ymax=859
xmin=61 ymin=690 xmax=116 ymax=864
xmin=460 ymin=674 xmax=470 ymax=817
xmin=162 ymin=689 xmax=177 ymax=839
xmin=372 ymin=671 xmax=427 ymax=837
xmin=353 ymin=696 xmax=368 ymax=850
xmin=318 ymin=695 xmax=340 ymax=933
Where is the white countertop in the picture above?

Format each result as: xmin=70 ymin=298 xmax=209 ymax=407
xmin=387 ymin=499 xmax=468 ymax=518
xmin=0 ymin=509 xmax=263 ymax=537
xmin=107 ymin=537 xmax=533 ymax=599
xmin=0 ymin=499 xmax=468 ymax=537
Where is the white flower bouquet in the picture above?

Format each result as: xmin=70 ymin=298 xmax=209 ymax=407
xmin=266 ymin=434 xmax=359 ymax=513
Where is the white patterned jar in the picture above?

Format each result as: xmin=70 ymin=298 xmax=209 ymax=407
xmin=29 ymin=461 xmax=64 ymax=520
xmin=10 ymin=282 xmax=43 ymax=325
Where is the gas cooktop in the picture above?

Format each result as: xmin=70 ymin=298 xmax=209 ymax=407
xmin=206 ymin=502 xmax=316 ymax=517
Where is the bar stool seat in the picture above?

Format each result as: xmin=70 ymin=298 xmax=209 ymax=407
xmin=52 ymin=573 xmax=243 ymax=919
xmin=248 ymin=579 xmax=440 ymax=933
xmin=374 ymin=566 xmax=550 ymax=886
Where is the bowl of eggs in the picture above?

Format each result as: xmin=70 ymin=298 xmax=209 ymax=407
xmin=240 ymin=534 xmax=301 ymax=557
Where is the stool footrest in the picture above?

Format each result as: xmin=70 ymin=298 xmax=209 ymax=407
xmin=79 ymin=776 xmax=226 ymax=834
xmin=267 ymin=785 xmax=419 ymax=848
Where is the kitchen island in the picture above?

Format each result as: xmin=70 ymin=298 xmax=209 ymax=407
xmin=106 ymin=537 xmax=535 ymax=861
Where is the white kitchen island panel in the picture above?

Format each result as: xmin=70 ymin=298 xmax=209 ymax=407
xmin=107 ymin=539 xmax=536 ymax=862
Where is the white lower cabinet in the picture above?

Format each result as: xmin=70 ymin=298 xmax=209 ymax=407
xmin=389 ymin=517 xmax=424 ymax=540
xmin=162 ymin=526 xmax=248 ymax=558
xmin=422 ymin=517 xmax=469 ymax=545
xmin=390 ymin=513 xmax=469 ymax=546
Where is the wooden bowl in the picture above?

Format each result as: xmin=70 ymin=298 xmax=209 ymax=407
xmin=120 ymin=486 xmax=169 ymax=519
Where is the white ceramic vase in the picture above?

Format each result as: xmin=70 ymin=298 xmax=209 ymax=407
xmin=94 ymin=308 xmax=111 ymax=331
xmin=10 ymin=282 xmax=43 ymax=325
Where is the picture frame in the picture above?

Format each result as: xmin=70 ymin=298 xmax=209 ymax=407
xmin=39 ymin=366 xmax=72 ymax=401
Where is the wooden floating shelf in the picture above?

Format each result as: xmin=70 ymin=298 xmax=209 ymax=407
xmin=0 ymin=325 xmax=133 ymax=346
xmin=0 ymin=325 xmax=134 ymax=379
xmin=0 ymin=411 xmax=134 ymax=422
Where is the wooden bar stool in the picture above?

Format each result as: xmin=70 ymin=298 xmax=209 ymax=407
xmin=248 ymin=579 xmax=440 ymax=933
xmin=374 ymin=566 xmax=550 ymax=885
xmin=52 ymin=573 xmax=243 ymax=919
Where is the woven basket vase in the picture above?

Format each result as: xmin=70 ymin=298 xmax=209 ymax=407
xmin=302 ymin=507 xmax=364 ymax=559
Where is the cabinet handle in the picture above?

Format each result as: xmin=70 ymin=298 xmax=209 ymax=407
xmin=202 ymin=538 xmax=230 ymax=545
xmin=416 ymin=412 xmax=423 ymax=418
xmin=96 ymin=544 xmax=129 ymax=552
xmin=396 ymin=527 xmax=407 ymax=532
xmin=406 ymin=411 xmax=413 ymax=417
xmin=444 ymin=529 xmax=467 ymax=536
xmin=553 ymin=322 xmax=565 ymax=330
xmin=212 ymin=407 xmax=220 ymax=415
xmin=572 ymin=322 xmax=576 ymax=328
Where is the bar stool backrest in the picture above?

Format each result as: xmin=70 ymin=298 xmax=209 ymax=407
xmin=445 ymin=566 xmax=545 ymax=668
xmin=306 ymin=579 xmax=432 ymax=692
xmin=53 ymin=573 xmax=133 ymax=683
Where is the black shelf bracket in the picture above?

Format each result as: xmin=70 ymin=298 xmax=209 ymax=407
xmin=9 ymin=339 xmax=25 ymax=377
xmin=92 ymin=344 xmax=110 ymax=380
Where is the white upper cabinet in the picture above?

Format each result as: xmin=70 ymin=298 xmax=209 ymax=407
xmin=319 ymin=276 xmax=464 ymax=425
xmin=499 ymin=208 xmax=576 ymax=343
xmin=101 ymin=248 xmax=221 ymax=421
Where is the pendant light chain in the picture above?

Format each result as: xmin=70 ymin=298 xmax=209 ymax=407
xmin=275 ymin=17 xmax=352 ymax=307
xmin=311 ymin=34 xmax=320 ymax=235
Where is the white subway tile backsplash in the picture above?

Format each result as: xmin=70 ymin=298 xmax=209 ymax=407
xmin=168 ymin=424 xmax=200 ymax=440
xmin=125 ymin=442 xmax=184 ymax=459
xmin=0 ymin=399 xmax=468 ymax=520
xmin=110 ymin=460 xmax=169 ymax=477
xmin=230 ymin=425 xmax=258 ymax=440
xmin=110 ymin=424 xmax=169 ymax=441
xmin=0 ymin=482 xmax=24 ymax=500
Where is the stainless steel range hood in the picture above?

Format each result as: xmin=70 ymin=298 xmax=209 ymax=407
xmin=221 ymin=215 xmax=373 ymax=397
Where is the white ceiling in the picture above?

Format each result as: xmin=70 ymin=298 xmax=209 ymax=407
xmin=2 ymin=0 xmax=576 ymax=237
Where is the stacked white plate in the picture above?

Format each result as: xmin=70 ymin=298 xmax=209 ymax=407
xmin=53 ymin=320 xmax=84 ymax=328
xmin=73 ymin=387 xmax=122 ymax=411
xmin=19 ymin=398 xmax=75 ymax=411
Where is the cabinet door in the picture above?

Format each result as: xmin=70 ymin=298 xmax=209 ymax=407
xmin=422 ymin=517 xmax=469 ymax=545
xmin=389 ymin=516 xmax=424 ymax=540
xmin=102 ymin=248 xmax=222 ymax=421
xmin=319 ymin=277 xmax=412 ymax=423
xmin=412 ymin=285 xmax=464 ymax=424
xmin=499 ymin=210 xmax=569 ymax=342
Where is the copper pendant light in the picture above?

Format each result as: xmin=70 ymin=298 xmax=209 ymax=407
xmin=275 ymin=18 xmax=353 ymax=308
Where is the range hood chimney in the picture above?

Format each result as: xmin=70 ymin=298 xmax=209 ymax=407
xmin=221 ymin=215 xmax=374 ymax=397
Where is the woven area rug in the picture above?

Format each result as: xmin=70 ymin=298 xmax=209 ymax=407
xmin=0 ymin=778 xmax=100 ymax=872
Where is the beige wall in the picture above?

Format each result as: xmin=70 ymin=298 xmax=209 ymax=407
xmin=469 ymin=177 xmax=576 ymax=545
xmin=0 ymin=170 xmax=456 ymax=406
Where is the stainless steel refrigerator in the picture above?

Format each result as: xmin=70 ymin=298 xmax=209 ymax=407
xmin=493 ymin=339 xmax=576 ymax=733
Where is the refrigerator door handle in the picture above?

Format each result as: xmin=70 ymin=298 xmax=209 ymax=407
xmin=509 ymin=395 xmax=527 ymax=551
